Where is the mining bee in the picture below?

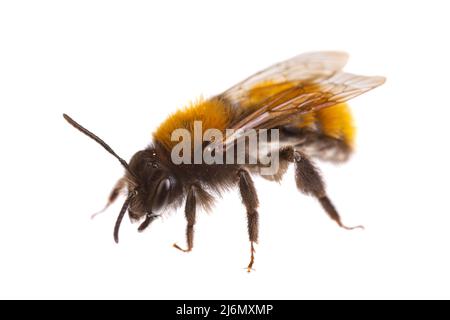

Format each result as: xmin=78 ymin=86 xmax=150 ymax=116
xmin=64 ymin=51 xmax=385 ymax=271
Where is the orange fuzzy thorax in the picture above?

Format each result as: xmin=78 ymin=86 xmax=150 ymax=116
xmin=153 ymin=97 xmax=231 ymax=151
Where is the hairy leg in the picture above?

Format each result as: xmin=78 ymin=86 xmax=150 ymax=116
xmin=282 ymin=147 xmax=363 ymax=230
xmin=238 ymin=169 xmax=259 ymax=272
xmin=174 ymin=185 xmax=197 ymax=252
xmin=92 ymin=178 xmax=126 ymax=219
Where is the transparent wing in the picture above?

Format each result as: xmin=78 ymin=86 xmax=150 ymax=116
xmin=221 ymin=51 xmax=349 ymax=105
xmin=221 ymin=72 xmax=386 ymax=148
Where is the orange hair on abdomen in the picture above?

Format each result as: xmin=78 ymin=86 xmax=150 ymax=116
xmin=295 ymin=103 xmax=356 ymax=147
xmin=245 ymin=81 xmax=356 ymax=147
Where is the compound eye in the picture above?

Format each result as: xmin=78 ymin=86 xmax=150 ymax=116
xmin=152 ymin=178 xmax=170 ymax=212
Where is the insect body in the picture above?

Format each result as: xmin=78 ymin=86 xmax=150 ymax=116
xmin=64 ymin=51 xmax=385 ymax=272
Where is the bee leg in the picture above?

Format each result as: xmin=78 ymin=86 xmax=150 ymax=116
xmin=173 ymin=185 xmax=197 ymax=253
xmin=238 ymin=169 xmax=259 ymax=272
xmin=91 ymin=178 xmax=126 ymax=219
xmin=137 ymin=213 xmax=158 ymax=232
xmin=285 ymin=148 xmax=363 ymax=230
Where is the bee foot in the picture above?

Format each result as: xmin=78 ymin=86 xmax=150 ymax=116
xmin=173 ymin=243 xmax=191 ymax=252
xmin=246 ymin=267 xmax=256 ymax=273
xmin=341 ymin=224 xmax=365 ymax=231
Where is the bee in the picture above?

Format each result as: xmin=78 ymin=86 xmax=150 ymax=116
xmin=64 ymin=51 xmax=385 ymax=272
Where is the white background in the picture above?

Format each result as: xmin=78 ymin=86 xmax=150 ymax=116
xmin=1 ymin=0 xmax=449 ymax=299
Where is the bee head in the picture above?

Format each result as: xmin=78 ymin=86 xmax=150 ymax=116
xmin=126 ymin=148 xmax=174 ymax=221
xmin=62 ymin=114 xmax=180 ymax=243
